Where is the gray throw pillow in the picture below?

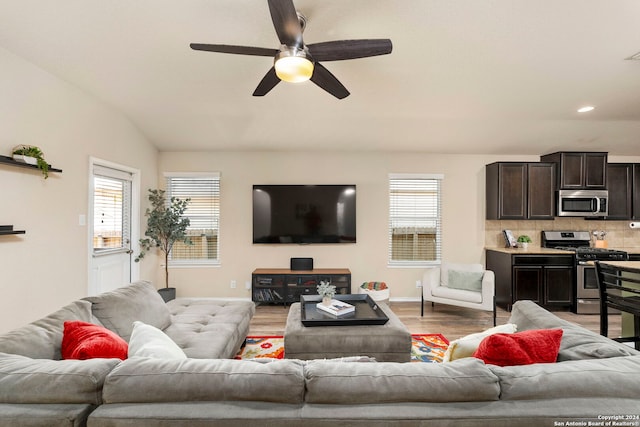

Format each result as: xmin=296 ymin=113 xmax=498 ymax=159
xmin=447 ymin=270 xmax=484 ymax=292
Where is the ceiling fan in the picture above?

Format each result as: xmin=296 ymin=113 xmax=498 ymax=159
xmin=190 ymin=0 xmax=392 ymax=99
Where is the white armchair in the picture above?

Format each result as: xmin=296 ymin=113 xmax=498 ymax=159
xmin=421 ymin=263 xmax=496 ymax=326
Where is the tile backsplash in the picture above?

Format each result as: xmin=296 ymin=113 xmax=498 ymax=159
xmin=485 ymin=218 xmax=640 ymax=250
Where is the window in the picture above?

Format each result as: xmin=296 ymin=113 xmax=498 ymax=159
xmin=388 ymin=174 xmax=442 ymax=266
xmin=165 ymin=173 xmax=220 ymax=265
xmin=93 ymin=166 xmax=132 ymax=254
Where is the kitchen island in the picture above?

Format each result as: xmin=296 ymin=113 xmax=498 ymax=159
xmin=486 ymin=247 xmax=575 ymax=311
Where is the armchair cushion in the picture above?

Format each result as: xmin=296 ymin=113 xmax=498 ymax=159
xmin=447 ymin=270 xmax=484 ymax=292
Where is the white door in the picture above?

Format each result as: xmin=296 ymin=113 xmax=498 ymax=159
xmin=88 ymin=159 xmax=140 ymax=296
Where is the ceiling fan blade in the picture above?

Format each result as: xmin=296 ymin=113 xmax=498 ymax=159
xmin=253 ymin=67 xmax=281 ymax=96
xmin=190 ymin=43 xmax=278 ymax=57
xmin=307 ymin=39 xmax=392 ymax=61
xmin=268 ymin=0 xmax=303 ymax=47
xmin=310 ymin=63 xmax=350 ymax=99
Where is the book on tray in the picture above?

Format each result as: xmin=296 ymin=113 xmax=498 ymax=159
xmin=316 ymin=299 xmax=355 ymax=316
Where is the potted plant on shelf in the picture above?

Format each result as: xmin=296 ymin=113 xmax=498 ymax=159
xmin=135 ymin=189 xmax=192 ymax=302
xmin=12 ymin=145 xmax=49 ymax=179
xmin=317 ymin=281 xmax=336 ymax=306
xmin=517 ymin=235 xmax=532 ymax=250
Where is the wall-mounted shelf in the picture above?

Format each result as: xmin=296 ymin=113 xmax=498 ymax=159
xmin=0 ymin=225 xmax=26 ymax=236
xmin=0 ymin=155 xmax=62 ymax=173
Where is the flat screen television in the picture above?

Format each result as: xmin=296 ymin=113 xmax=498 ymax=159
xmin=253 ymin=185 xmax=356 ymax=244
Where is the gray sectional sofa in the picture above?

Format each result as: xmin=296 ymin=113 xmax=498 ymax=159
xmin=2 ymin=283 xmax=640 ymax=426
xmin=0 ymin=281 xmax=255 ymax=426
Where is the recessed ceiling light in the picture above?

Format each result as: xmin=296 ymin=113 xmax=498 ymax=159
xmin=577 ymin=106 xmax=595 ymax=113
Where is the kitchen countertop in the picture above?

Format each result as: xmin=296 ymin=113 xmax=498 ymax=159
xmin=486 ymin=246 xmax=640 ymax=255
xmin=486 ymin=247 xmax=574 ymax=255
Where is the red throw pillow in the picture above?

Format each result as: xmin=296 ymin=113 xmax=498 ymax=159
xmin=472 ymin=329 xmax=563 ymax=367
xmin=62 ymin=321 xmax=128 ymax=360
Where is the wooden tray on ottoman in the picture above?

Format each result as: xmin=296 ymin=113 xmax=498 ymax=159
xmin=300 ymin=294 xmax=389 ymax=327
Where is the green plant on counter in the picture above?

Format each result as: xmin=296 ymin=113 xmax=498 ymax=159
xmin=12 ymin=145 xmax=49 ymax=179
xmin=517 ymin=235 xmax=532 ymax=243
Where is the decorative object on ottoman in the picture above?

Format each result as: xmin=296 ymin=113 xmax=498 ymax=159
xmin=359 ymin=281 xmax=390 ymax=302
xmin=316 ymin=280 xmax=336 ymax=306
xmin=135 ymin=188 xmax=193 ymax=302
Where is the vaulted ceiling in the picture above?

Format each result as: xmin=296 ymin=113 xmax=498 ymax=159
xmin=1 ymin=0 xmax=639 ymax=155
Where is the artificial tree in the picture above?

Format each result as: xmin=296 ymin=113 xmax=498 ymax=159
xmin=135 ymin=189 xmax=192 ymax=297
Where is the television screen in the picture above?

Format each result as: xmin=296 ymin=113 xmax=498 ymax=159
xmin=253 ymin=185 xmax=356 ymax=244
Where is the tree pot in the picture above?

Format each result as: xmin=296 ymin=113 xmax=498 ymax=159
xmin=158 ymin=287 xmax=176 ymax=302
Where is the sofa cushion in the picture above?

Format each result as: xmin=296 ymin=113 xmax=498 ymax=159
xmin=490 ymin=355 xmax=640 ymax=400
xmin=0 ymin=352 xmax=119 ymax=404
xmin=473 ymin=329 xmax=563 ymax=367
xmin=304 ymin=358 xmax=500 ymax=404
xmin=102 ymin=357 xmax=305 ymax=404
xmin=0 ymin=300 xmax=97 ymax=360
xmin=509 ymin=300 xmax=640 ymax=360
xmin=84 ymin=281 xmax=171 ymax=341
xmin=447 ymin=270 xmax=484 ymax=291
xmin=164 ymin=299 xmax=255 ymax=358
xmin=62 ymin=321 xmax=128 ymax=360
xmin=443 ymin=323 xmax=517 ymax=362
xmin=431 ymin=286 xmax=483 ymax=303
xmin=128 ymin=321 xmax=187 ymax=359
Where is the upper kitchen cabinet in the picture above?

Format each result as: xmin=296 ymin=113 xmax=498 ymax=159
xmin=606 ymin=163 xmax=640 ymax=220
xmin=540 ymin=152 xmax=607 ymax=190
xmin=486 ymin=162 xmax=555 ymax=220
xmin=606 ymin=163 xmax=633 ymax=220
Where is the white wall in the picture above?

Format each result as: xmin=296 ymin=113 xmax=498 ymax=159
xmin=0 ymin=47 xmax=158 ymax=334
xmin=156 ymin=151 xmax=538 ymax=301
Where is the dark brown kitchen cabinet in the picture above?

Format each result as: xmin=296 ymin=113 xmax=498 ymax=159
xmin=606 ymin=163 xmax=633 ymax=220
xmin=487 ymin=250 xmax=574 ymax=311
xmin=604 ymin=163 xmax=640 ymax=220
xmin=486 ymin=162 xmax=555 ymax=220
xmin=540 ymin=152 xmax=607 ymax=189
xmin=634 ymin=165 xmax=640 ymax=219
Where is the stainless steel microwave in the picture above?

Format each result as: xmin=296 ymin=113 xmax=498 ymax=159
xmin=557 ymin=189 xmax=608 ymax=217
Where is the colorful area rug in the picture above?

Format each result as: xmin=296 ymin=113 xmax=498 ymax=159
xmin=235 ymin=334 xmax=449 ymax=363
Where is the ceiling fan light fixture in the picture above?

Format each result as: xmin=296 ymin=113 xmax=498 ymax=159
xmin=274 ymin=48 xmax=314 ymax=83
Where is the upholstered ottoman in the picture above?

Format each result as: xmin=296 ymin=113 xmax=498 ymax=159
xmin=284 ymin=302 xmax=411 ymax=362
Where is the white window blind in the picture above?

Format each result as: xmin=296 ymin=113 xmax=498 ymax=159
xmin=93 ymin=166 xmax=132 ymax=254
xmin=388 ymin=174 xmax=442 ymax=265
xmin=165 ymin=173 xmax=220 ymax=265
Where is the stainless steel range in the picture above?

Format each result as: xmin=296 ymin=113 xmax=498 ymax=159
xmin=541 ymin=231 xmax=628 ymax=314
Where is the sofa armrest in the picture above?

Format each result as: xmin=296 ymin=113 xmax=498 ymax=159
xmin=480 ymin=270 xmax=495 ymax=305
xmin=422 ymin=267 xmax=441 ymax=298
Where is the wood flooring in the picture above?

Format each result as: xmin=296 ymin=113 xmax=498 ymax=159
xmin=249 ymin=301 xmax=622 ymax=341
